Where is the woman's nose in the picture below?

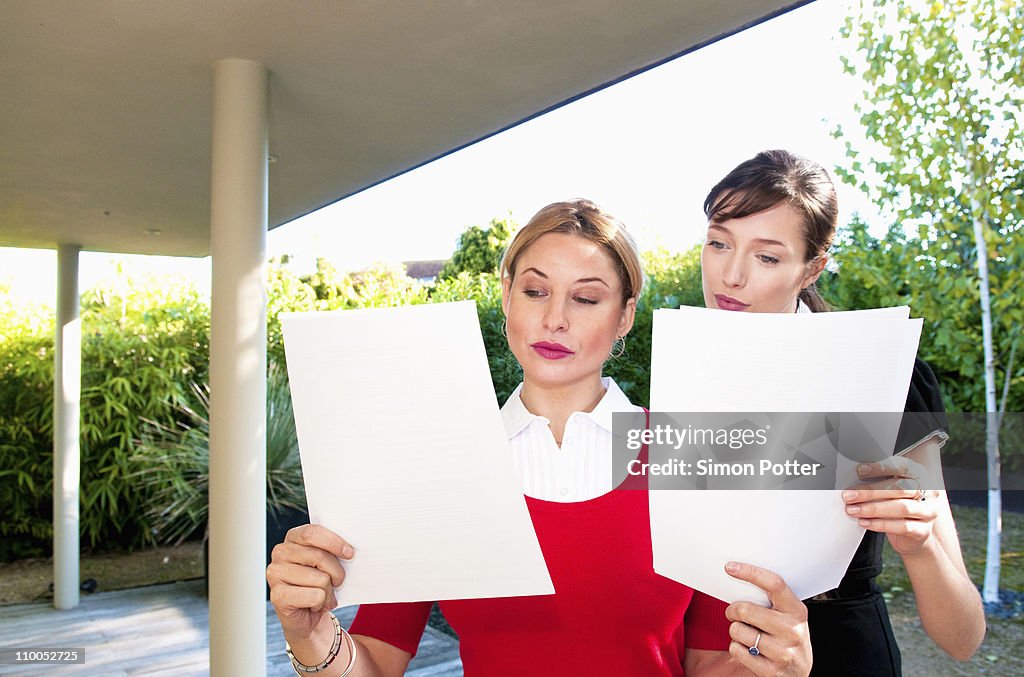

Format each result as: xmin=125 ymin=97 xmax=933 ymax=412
xmin=542 ymin=299 xmax=568 ymax=331
xmin=722 ymin=255 xmax=746 ymax=288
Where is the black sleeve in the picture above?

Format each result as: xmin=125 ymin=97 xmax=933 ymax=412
xmin=896 ymin=357 xmax=949 ymax=451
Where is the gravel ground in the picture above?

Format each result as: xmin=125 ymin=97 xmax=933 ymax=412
xmin=877 ymin=502 xmax=1023 ymax=676
xmin=887 ymin=589 xmax=1023 ymax=676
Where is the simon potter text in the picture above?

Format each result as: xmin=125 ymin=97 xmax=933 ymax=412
xmin=627 ymin=458 xmax=823 ymax=478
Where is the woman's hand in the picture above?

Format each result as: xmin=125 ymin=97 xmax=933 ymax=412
xmin=266 ymin=524 xmax=355 ymax=639
xmin=844 ymin=455 xmax=939 ymax=557
xmin=723 ymin=562 xmax=811 ymax=677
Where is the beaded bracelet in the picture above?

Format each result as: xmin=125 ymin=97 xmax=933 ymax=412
xmin=285 ymin=611 xmax=358 ymax=676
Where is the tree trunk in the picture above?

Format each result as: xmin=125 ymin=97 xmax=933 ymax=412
xmin=969 ymin=192 xmax=1001 ymax=604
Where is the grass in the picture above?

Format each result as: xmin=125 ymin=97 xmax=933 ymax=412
xmin=878 ymin=502 xmax=1024 ymax=594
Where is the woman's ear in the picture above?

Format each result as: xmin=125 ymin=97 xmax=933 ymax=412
xmin=501 ymin=276 xmax=511 ymax=316
xmin=617 ymin=297 xmax=637 ymax=338
xmin=801 ymin=256 xmax=828 ymax=289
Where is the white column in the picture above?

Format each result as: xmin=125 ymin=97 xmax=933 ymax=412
xmin=53 ymin=244 xmax=81 ymax=610
xmin=208 ymin=58 xmax=268 ymax=677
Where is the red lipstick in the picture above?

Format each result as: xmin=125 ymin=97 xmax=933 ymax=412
xmin=531 ymin=341 xmax=574 ymax=360
xmin=714 ymin=294 xmax=750 ymax=311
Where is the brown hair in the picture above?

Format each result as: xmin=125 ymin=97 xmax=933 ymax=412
xmin=500 ymin=199 xmax=644 ymax=304
xmin=704 ymin=150 xmax=837 ymax=312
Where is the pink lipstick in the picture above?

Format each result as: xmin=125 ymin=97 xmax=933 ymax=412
xmin=714 ymin=294 xmax=750 ymax=311
xmin=531 ymin=341 xmax=574 ymax=360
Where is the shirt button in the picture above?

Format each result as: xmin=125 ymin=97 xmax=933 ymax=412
xmin=564 ymin=437 xmax=574 ymax=445
xmin=559 ymin=488 xmax=569 ymax=497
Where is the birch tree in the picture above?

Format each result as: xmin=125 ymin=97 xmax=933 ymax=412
xmin=835 ymin=0 xmax=1024 ymax=602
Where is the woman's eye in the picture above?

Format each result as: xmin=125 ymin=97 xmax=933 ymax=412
xmin=706 ymin=240 xmax=726 ymax=250
xmin=758 ymin=255 xmax=780 ymax=265
xmin=523 ymin=289 xmax=545 ymax=298
xmin=574 ymin=296 xmax=598 ymax=305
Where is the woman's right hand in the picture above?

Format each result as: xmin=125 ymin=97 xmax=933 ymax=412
xmin=266 ymin=524 xmax=355 ymax=640
xmin=723 ymin=562 xmax=811 ymax=677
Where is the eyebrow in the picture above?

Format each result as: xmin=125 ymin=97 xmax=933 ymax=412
xmin=521 ymin=267 xmax=610 ymax=288
xmin=708 ymin=223 xmax=789 ymax=249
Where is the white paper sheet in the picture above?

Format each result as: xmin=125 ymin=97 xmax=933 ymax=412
xmin=649 ymin=306 xmax=922 ymax=604
xmin=281 ymin=301 xmax=554 ymax=607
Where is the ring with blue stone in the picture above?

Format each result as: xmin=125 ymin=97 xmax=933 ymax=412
xmin=748 ymin=632 xmax=762 ymax=657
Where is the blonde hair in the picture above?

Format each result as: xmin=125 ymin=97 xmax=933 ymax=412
xmin=499 ymin=199 xmax=644 ymax=303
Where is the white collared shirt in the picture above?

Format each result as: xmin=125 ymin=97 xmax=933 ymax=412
xmin=500 ymin=377 xmax=643 ymax=502
xmin=796 ymin=299 xmax=813 ymax=314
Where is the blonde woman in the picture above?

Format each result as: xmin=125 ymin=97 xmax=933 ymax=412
xmin=268 ymin=200 xmax=812 ymax=676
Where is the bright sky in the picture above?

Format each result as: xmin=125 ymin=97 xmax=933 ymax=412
xmin=1 ymin=0 xmax=869 ymax=307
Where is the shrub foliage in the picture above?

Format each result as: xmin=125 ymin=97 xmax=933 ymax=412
xmin=1 ymin=223 xmax=1014 ymax=559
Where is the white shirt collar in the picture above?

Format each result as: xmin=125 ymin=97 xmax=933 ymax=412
xmin=499 ymin=377 xmax=638 ymax=440
xmin=500 ymin=383 xmax=540 ymax=440
xmin=796 ymin=298 xmax=813 ymax=314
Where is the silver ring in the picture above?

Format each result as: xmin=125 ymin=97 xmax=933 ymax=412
xmin=748 ymin=632 xmax=761 ymax=657
xmin=914 ymin=488 xmax=927 ymax=501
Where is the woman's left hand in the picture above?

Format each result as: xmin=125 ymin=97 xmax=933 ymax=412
xmin=844 ymin=455 xmax=938 ymax=556
xmin=723 ymin=562 xmax=811 ymax=677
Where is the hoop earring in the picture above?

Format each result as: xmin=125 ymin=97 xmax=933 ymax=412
xmin=610 ymin=336 xmax=625 ymax=358
xmin=501 ymin=318 xmax=508 ymax=338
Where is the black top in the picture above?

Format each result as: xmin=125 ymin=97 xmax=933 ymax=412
xmin=805 ymin=358 xmax=947 ymax=676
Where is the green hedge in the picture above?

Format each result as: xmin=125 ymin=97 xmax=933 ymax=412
xmin=0 ymin=274 xmax=212 ymax=560
xmin=0 ymin=253 xmax=704 ymax=559
xmin=1 ymin=241 xmax=1015 ymax=560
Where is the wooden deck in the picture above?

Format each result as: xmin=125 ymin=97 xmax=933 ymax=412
xmin=0 ymin=580 xmax=462 ymax=676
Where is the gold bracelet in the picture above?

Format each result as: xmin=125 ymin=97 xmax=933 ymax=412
xmin=285 ymin=612 xmax=357 ymax=675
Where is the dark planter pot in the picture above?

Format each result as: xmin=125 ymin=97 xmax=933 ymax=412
xmin=203 ymin=505 xmax=310 ymax=600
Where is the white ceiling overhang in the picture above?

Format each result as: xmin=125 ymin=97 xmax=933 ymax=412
xmin=0 ymin=0 xmax=804 ymax=256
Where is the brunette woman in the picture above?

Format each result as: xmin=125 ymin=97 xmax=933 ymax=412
xmin=699 ymin=150 xmax=985 ymax=675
